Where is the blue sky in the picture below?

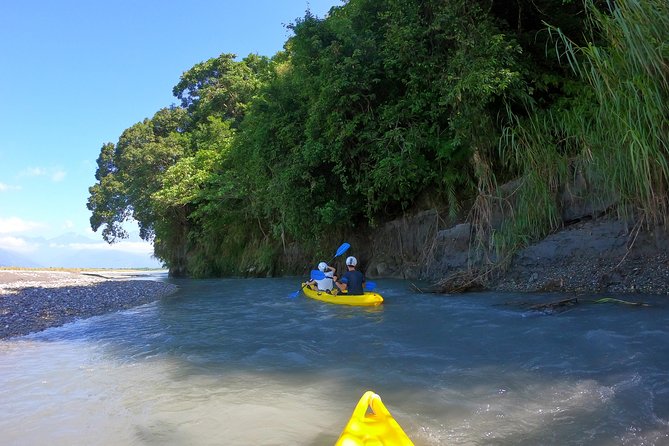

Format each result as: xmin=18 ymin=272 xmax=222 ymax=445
xmin=0 ymin=0 xmax=339 ymax=266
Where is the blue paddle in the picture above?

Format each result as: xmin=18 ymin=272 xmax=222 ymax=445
xmin=328 ymin=242 xmax=351 ymax=264
xmin=365 ymin=281 xmax=376 ymax=291
xmin=289 ymin=242 xmax=350 ymax=298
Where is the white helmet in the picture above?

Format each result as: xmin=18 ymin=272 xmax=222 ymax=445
xmin=345 ymin=256 xmax=357 ymax=266
xmin=318 ymin=262 xmax=328 ymax=272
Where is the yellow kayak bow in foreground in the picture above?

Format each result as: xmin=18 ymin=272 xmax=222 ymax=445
xmin=336 ymin=391 xmax=414 ymax=445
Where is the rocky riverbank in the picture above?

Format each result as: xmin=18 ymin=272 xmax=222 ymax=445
xmin=365 ymin=210 xmax=669 ymax=296
xmin=434 ymin=219 xmax=669 ymax=296
xmin=0 ymin=270 xmax=178 ymax=339
xmin=488 ymin=219 xmax=669 ymax=295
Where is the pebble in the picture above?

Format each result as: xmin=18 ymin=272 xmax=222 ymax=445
xmin=0 ymin=276 xmax=178 ymax=339
xmin=492 ymin=253 xmax=669 ymax=295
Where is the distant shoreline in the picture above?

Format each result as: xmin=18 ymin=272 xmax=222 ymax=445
xmin=0 ymin=269 xmax=177 ymax=339
xmin=0 ymin=266 xmax=167 ymax=273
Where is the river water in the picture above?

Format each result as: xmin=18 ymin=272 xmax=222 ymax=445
xmin=1 ymin=277 xmax=668 ymax=445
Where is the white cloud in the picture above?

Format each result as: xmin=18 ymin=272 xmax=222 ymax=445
xmin=0 ymin=216 xmax=46 ymax=234
xmin=0 ymin=236 xmax=39 ymax=253
xmin=21 ymin=167 xmax=46 ymax=177
xmin=51 ymin=170 xmax=66 ymax=182
xmin=50 ymin=241 xmax=154 ymax=255
xmin=62 ymin=220 xmax=75 ymax=230
xmin=0 ymin=182 xmax=21 ymax=192
xmin=18 ymin=166 xmax=67 ymax=182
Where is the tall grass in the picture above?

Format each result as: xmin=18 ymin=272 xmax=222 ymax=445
xmin=563 ymin=0 xmax=669 ymax=223
xmin=495 ymin=109 xmax=574 ymax=254
xmin=493 ymin=0 xmax=669 ymax=256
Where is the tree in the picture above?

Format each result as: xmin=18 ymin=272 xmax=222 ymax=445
xmin=87 ymin=107 xmax=189 ymax=242
xmin=172 ymin=53 xmax=270 ymax=126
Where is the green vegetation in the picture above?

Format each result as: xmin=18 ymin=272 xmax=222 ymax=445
xmin=88 ymin=0 xmax=668 ymax=277
xmin=496 ymin=0 xmax=669 ymax=255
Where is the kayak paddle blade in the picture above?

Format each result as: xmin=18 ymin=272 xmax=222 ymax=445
xmin=311 ymin=270 xmax=326 ymax=280
xmin=366 ymin=281 xmax=376 ymax=291
xmin=289 ymin=270 xmax=325 ymax=299
xmin=335 ymin=242 xmax=351 ymax=258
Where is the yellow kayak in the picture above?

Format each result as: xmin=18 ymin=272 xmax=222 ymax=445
xmin=336 ymin=391 xmax=414 ymax=445
xmin=301 ymin=285 xmax=383 ymax=306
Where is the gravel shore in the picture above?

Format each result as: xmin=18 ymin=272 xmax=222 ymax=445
xmin=489 ymin=219 xmax=669 ymax=296
xmin=492 ymin=253 xmax=669 ymax=295
xmin=431 ymin=218 xmax=669 ymax=296
xmin=0 ymin=270 xmax=178 ymax=339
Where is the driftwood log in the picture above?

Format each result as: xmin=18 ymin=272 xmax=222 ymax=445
xmin=527 ymin=297 xmax=579 ymax=311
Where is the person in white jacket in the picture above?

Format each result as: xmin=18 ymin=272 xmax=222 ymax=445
xmin=307 ymin=261 xmax=337 ymax=292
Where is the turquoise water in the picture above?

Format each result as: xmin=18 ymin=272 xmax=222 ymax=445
xmin=1 ymin=277 xmax=668 ymax=445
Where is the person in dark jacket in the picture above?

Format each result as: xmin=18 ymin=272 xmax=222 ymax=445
xmin=335 ymin=256 xmax=365 ymax=295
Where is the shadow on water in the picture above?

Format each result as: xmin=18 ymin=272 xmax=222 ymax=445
xmin=3 ymin=277 xmax=669 ymax=445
